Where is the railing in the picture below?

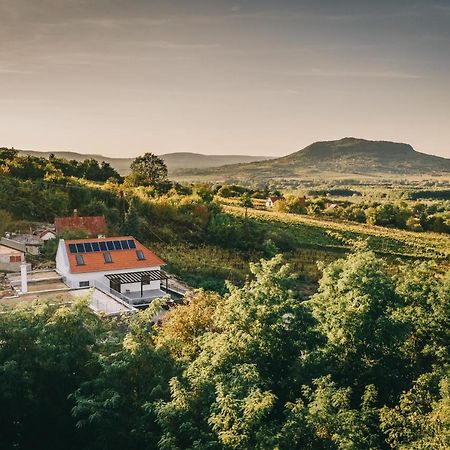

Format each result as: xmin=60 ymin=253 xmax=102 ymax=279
xmin=91 ymin=279 xmax=134 ymax=306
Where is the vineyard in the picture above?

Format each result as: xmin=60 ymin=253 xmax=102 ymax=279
xmin=224 ymin=205 xmax=450 ymax=260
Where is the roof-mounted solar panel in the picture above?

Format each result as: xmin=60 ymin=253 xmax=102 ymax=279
xmin=113 ymin=240 xmax=122 ymax=250
xmin=120 ymin=240 xmax=130 ymax=249
xmin=76 ymin=243 xmax=85 ymax=253
xmin=106 ymin=241 xmax=114 ymax=251
xmin=99 ymin=242 xmax=107 ymax=251
xmin=84 ymin=242 xmax=93 ymax=252
xmin=91 ymin=242 xmax=100 ymax=252
xmin=128 ymin=240 xmax=136 ymax=249
xmin=68 ymin=244 xmax=77 ymax=253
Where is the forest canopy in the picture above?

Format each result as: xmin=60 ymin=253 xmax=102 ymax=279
xmin=1 ymin=250 xmax=448 ymax=450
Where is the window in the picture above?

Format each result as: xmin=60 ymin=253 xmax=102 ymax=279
xmin=103 ymin=252 xmax=112 ymax=263
xmin=79 ymin=281 xmax=90 ymax=287
xmin=10 ymin=255 xmax=21 ymax=263
xmin=75 ymin=254 xmax=85 ymax=266
xmin=136 ymin=250 xmax=145 ymax=260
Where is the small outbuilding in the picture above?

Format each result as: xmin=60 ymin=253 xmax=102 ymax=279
xmin=0 ymin=244 xmax=25 ymax=271
xmin=265 ymin=196 xmax=283 ymax=208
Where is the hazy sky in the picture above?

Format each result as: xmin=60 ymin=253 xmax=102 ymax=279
xmin=1 ymin=0 xmax=450 ymax=158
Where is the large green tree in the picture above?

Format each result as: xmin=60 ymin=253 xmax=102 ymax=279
xmin=127 ymin=153 xmax=168 ymax=186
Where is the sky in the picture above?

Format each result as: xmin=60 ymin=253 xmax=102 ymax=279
xmin=1 ymin=0 xmax=450 ymax=158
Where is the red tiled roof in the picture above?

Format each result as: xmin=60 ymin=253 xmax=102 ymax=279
xmin=65 ymin=236 xmax=165 ymax=273
xmin=55 ymin=215 xmax=107 ymax=236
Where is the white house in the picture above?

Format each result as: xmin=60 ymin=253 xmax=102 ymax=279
xmin=265 ymin=196 xmax=283 ymax=208
xmin=0 ymin=244 xmax=26 ymax=272
xmin=38 ymin=230 xmax=57 ymax=243
xmin=56 ymin=236 xmax=168 ymax=304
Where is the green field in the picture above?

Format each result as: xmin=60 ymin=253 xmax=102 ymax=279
xmin=224 ymin=205 xmax=450 ymax=260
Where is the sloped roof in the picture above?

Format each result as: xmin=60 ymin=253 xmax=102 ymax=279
xmin=64 ymin=236 xmax=165 ymax=273
xmin=55 ymin=215 xmax=107 ymax=236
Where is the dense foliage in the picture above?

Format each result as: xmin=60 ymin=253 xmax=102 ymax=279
xmin=0 ymin=148 xmax=121 ymax=182
xmin=1 ymin=251 xmax=449 ymax=449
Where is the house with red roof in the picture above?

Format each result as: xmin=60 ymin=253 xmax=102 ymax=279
xmin=56 ymin=236 xmax=168 ymax=305
xmin=55 ymin=210 xmax=107 ymax=237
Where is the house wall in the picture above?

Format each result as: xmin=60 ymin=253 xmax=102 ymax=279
xmin=64 ymin=268 xmax=161 ymax=291
xmin=56 ymin=239 xmax=70 ymax=276
xmin=0 ymin=245 xmax=25 ymax=271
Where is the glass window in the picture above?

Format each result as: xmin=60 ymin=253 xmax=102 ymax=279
xmin=75 ymin=254 xmax=85 ymax=265
xmin=79 ymin=281 xmax=90 ymax=287
xmin=103 ymin=252 xmax=113 ymax=263
xmin=136 ymin=250 xmax=145 ymax=260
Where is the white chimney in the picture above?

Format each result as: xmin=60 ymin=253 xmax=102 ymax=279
xmin=20 ymin=263 xmax=28 ymax=294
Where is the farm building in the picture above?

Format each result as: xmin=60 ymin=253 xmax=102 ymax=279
xmin=55 ymin=210 xmax=107 ymax=236
xmin=56 ymin=236 xmax=168 ymax=305
xmin=0 ymin=244 xmax=29 ymax=272
xmin=265 ymin=196 xmax=283 ymax=208
xmin=37 ymin=229 xmax=57 ymax=243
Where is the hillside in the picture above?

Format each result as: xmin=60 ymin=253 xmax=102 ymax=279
xmin=17 ymin=149 xmax=272 ymax=175
xmin=175 ymin=137 xmax=450 ymax=183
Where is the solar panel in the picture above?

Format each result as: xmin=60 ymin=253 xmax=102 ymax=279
xmin=70 ymin=240 xmax=138 ymax=254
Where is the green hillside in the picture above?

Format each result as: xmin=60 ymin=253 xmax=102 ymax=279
xmin=17 ymin=149 xmax=272 ymax=175
xmin=175 ymin=137 xmax=450 ymax=183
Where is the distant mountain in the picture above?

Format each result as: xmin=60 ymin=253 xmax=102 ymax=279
xmin=176 ymin=138 xmax=450 ymax=182
xmin=17 ymin=149 xmax=272 ymax=175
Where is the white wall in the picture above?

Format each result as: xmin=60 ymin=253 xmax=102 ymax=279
xmin=65 ymin=267 xmax=161 ymax=291
xmin=55 ymin=239 xmax=70 ymax=276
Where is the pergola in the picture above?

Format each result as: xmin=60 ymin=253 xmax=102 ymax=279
xmin=105 ymin=270 xmax=168 ymax=297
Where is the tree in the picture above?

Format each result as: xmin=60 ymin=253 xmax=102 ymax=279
xmin=156 ymin=256 xmax=321 ymax=449
xmin=127 ymin=153 xmax=168 ymax=187
xmin=0 ymin=300 xmax=104 ymax=450
xmin=121 ymin=198 xmax=145 ymax=240
xmin=380 ymin=371 xmax=450 ymax=450
xmin=239 ymin=193 xmax=253 ymax=219
xmin=307 ymin=248 xmax=408 ymax=404
xmin=72 ymin=305 xmax=175 ymax=450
